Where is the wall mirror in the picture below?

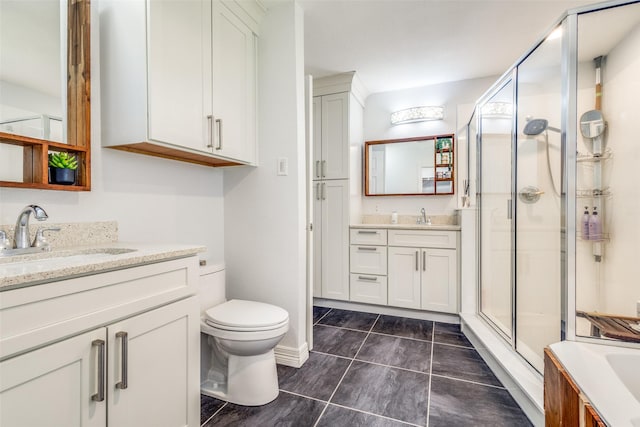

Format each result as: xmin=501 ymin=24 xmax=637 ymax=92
xmin=0 ymin=0 xmax=91 ymax=190
xmin=365 ymin=134 xmax=455 ymax=196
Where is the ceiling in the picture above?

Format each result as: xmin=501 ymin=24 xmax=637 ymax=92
xmin=300 ymin=0 xmax=598 ymax=94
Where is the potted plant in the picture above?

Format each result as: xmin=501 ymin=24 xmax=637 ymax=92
xmin=48 ymin=152 xmax=78 ymax=185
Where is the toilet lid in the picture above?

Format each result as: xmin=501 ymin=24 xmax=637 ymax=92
xmin=205 ymin=299 xmax=289 ymax=329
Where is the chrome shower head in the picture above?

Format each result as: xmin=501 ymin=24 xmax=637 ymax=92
xmin=523 ymin=119 xmax=549 ymax=136
xmin=523 ymin=118 xmax=561 ymax=135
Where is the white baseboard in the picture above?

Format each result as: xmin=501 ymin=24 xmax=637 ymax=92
xmin=461 ymin=313 xmax=544 ymax=427
xmin=275 ymin=342 xmax=309 ymax=368
xmin=314 ymin=298 xmax=460 ymax=324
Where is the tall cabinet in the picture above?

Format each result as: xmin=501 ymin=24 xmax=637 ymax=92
xmin=312 ymin=72 xmax=366 ymax=301
xmin=100 ymin=0 xmax=263 ymax=167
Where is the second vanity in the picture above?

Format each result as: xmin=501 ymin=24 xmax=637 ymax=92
xmin=316 ymin=222 xmax=460 ymax=315
xmin=0 ymin=243 xmax=203 ymax=427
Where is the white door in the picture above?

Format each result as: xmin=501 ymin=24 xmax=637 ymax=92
xmin=321 ymin=92 xmax=349 ymax=180
xmin=421 ymin=248 xmax=458 ymax=313
xmin=147 ymin=0 xmax=210 ymax=152
xmin=320 ymin=179 xmax=350 ymax=300
xmin=108 ymin=297 xmax=200 ymax=427
xmin=0 ymin=328 xmax=107 ymax=427
xmin=211 ymin=2 xmax=257 ymax=163
xmin=388 ymin=246 xmax=421 ymax=309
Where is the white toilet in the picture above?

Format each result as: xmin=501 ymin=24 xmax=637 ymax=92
xmin=199 ymin=263 xmax=289 ymax=406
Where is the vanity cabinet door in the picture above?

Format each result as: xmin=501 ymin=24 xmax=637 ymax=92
xmin=388 ymin=246 xmax=422 ymax=309
xmin=421 ymin=248 xmax=458 ymax=313
xmin=0 ymin=328 xmax=107 ymax=427
xmin=211 ymin=2 xmax=257 ymax=163
xmin=147 ymin=0 xmax=211 ymax=153
xmin=107 ymin=297 xmax=200 ymax=427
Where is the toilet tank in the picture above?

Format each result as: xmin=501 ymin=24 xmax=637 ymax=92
xmin=199 ymin=262 xmax=226 ymax=316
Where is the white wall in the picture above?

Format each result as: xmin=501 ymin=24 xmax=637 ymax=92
xmin=223 ymin=1 xmax=307 ymax=352
xmin=362 ymin=76 xmax=496 ymax=218
xmin=0 ymin=4 xmax=225 ymax=263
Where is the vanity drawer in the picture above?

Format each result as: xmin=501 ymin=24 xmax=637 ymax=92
xmin=350 ymin=274 xmax=387 ymax=305
xmin=388 ymin=229 xmax=457 ymax=249
xmin=350 ymin=245 xmax=387 ymax=275
xmin=350 ymin=228 xmax=387 ymax=246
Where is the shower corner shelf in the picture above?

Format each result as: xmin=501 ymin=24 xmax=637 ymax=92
xmin=577 ymin=232 xmax=610 ymax=243
xmin=576 ymin=149 xmax=613 ymax=163
xmin=576 ymin=188 xmax=612 ymax=198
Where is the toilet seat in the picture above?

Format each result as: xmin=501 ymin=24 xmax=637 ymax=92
xmin=204 ymin=299 xmax=289 ymax=332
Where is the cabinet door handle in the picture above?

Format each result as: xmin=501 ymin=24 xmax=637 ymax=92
xmin=357 ymin=247 xmax=377 ymax=251
xmin=415 ymin=251 xmax=419 ymax=271
xmin=315 ymin=161 xmax=320 ymax=178
xmin=206 ymin=115 xmax=214 ymax=148
xmin=358 ymin=275 xmax=378 ymax=281
xmin=357 ymin=230 xmax=378 ymax=234
xmin=215 ymin=119 xmax=223 ymax=150
xmin=115 ymin=331 xmax=128 ymax=390
xmin=322 ymin=160 xmax=327 ymax=177
xmin=322 ymin=183 xmax=326 ymax=200
xmin=315 ymin=183 xmax=320 ymax=201
xmin=91 ymin=339 xmax=105 ymax=402
xmin=423 ymin=251 xmax=426 ymax=271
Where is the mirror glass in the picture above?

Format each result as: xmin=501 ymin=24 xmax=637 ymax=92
xmin=575 ymin=2 xmax=640 ymax=343
xmin=0 ymin=0 xmax=65 ymax=143
xmin=365 ymin=135 xmax=455 ymax=196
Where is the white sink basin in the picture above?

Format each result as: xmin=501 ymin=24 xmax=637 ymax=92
xmin=607 ymin=353 xmax=640 ymax=401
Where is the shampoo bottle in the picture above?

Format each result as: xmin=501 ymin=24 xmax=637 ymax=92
xmin=581 ymin=206 xmax=590 ymax=240
xmin=588 ymin=207 xmax=602 ymax=240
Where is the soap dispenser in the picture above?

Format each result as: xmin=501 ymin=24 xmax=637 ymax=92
xmin=391 ymin=211 xmax=398 ymax=224
xmin=588 ymin=207 xmax=602 ymax=240
xmin=581 ymin=206 xmax=590 ymax=240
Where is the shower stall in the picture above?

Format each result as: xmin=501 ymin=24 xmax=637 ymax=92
xmin=464 ymin=0 xmax=640 ymax=421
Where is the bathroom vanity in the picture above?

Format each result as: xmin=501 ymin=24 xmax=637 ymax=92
xmin=0 ymin=244 xmax=203 ymax=427
xmin=348 ymin=225 xmax=460 ymax=314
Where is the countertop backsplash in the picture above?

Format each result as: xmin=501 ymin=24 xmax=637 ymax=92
xmin=0 ymin=221 xmax=118 ymax=249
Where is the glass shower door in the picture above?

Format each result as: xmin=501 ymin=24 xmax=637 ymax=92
xmin=479 ymin=78 xmax=515 ymax=339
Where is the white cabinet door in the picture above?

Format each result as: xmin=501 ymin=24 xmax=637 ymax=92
xmin=421 ymin=249 xmax=458 ymax=313
xmin=313 ymin=181 xmax=323 ymax=298
xmin=108 ymin=297 xmax=200 ymax=427
xmin=320 ymin=92 xmax=349 ymax=179
xmin=312 ymin=97 xmax=322 ymax=180
xmin=388 ymin=246 xmax=421 ymax=309
xmin=147 ymin=0 xmax=211 ymax=152
xmin=0 ymin=328 xmax=107 ymax=427
xmin=319 ymin=179 xmax=350 ymax=300
xmin=211 ymin=2 xmax=257 ymax=163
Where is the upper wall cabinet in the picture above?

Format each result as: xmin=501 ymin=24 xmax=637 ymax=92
xmin=0 ymin=0 xmax=91 ymax=191
xmin=313 ymin=93 xmax=349 ymax=180
xmin=100 ymin=0 xmax=263 ymax=167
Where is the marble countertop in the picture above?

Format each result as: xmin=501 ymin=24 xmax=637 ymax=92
xmin=351 ymin=223 xmax=461 ymax=231
xmin=0 ymin=243 xmax=205 ymax=291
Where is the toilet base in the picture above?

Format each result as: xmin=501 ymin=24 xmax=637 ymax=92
xmin=201 ymin=349 xmax=279 ymax=406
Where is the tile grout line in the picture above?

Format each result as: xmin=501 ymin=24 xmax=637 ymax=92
xmin=201 ymin=401 xmax=228 ymax=427
xmin=426 ymin=322 xmax=435 ymax=427
xmin=313 ymin=307 xmax=333 ymax=326
xmin=328 ymin=402 xmax=423 ymax=427
xmin=429 ymin=373 xmax=507 ymax=390
xmin=312 ymin=314 xmax=380 ymax=427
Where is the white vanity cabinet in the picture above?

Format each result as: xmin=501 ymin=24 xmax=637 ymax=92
xmin=0 ymin=257 xmax=200 ymax=427
xmin=349 ymin=229 xmax=388 ymax=305
xmin=388 ymin=230 xmax=459 ymax=313
xmin=100 ymin=0 xmax=262 ymax=166
xmin=314 ymin=179 xmax=350 ymax=300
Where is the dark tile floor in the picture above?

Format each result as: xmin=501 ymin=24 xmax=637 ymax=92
xmin=200 ymin=307 xmax=532 ymax=427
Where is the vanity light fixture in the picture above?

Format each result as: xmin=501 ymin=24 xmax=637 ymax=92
xmin=391 ymin=106 xmax=444 ymax=125
xmin=481 ymin=102 xmax=513 ymax=119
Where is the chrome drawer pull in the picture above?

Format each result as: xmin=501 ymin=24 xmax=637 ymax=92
xmin=358 ymin=276 xmax=378 ymax=281
xmin=91 ymin=339 xmax=105 ymax=402
xmin=357 ymin=247 xmax=377 ymax=251
xmin=357 ymin=230 xmax=378 ymax=234
xmin=116 ymin=331 xmax=128 ymax=390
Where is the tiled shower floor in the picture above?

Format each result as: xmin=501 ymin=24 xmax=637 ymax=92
xmin=200 ymin=307 xmax=532 ymax=426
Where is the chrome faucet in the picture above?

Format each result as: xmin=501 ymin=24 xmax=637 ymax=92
xmin=14 ymin=205 xmax=48 ymax=249
xmin=417 ymin=208 xmax=427 ymax=224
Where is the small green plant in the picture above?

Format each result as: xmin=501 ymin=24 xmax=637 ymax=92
xmin=49 ymin=152 xmax=78 ymax=170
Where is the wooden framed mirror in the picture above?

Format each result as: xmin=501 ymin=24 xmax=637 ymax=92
xmin=365 ymin=134 xmax=455 ymax=196
xmin=0 ymin=0 xmax=90 ymax=191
